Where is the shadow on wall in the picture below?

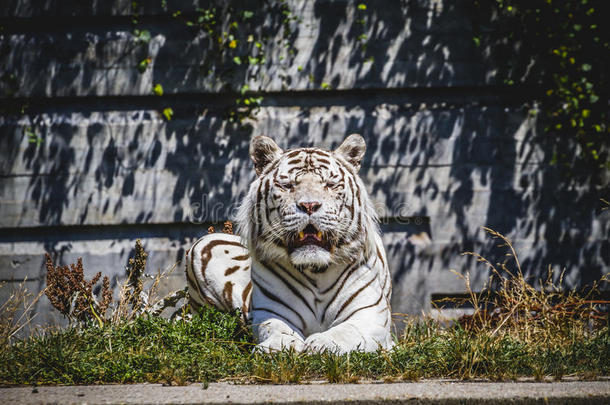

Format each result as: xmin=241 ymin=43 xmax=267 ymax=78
xmin=0 ymin=1 xmax=608 ymax=316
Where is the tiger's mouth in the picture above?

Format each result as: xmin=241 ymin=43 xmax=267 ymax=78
xmin=291 ymin=224 xmax=331 ymax=251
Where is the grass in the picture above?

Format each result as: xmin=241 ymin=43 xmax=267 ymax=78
xmin=0 ymin=229 xmax=608 ymax=385
xmin=0 ymin=309 xmax=607 ymax=385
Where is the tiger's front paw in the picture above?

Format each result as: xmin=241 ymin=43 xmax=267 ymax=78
xmin=256 ymin=333 xmax=305 ymax=353
xmin=304 ymin=332 xmax=342 ymax=354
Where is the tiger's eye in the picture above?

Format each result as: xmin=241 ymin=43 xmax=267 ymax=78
xmin=275 ymin=181 xmax=293 ymax=190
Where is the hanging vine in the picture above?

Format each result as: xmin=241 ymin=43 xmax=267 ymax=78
xmin=130 ymin=0 xmax=301 ymax=124
xmin=476 ymin=0 xmax=609 ymax=178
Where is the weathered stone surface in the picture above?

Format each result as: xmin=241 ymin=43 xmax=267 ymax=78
xmin=2 ymin=211 xmax=608 ymax=323
xmin=0 ymin=0 xmax=450 ymax=19
xmin=3 ymin=380 xmax=610 ymax=404
xmin=0 ymin=227 xmax=501 ymax=320
xmin=0 ymin=104 xmax=550 ymax=228
xmin=1 ymin=100 xmax=608 ymax=316
xmin=0 ymin=1 xmax=521 ymax=97
xmin=0 ymin=104 xmax=541 ymax=176
xmin=0 ymin=0 xmax=607 ymax=327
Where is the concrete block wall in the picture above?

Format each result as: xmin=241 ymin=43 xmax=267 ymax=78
xmin=1 ymin=0 xmax=608 ymax=326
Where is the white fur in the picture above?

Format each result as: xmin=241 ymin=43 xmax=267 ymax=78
xmin=290 ymin=245 xmax=332 ymax=268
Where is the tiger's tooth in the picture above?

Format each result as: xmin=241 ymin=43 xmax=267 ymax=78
xmin=316 ymin=231 xmax=322 ymax=239
xmin=299 ymin=231 xmax=305 ymax=240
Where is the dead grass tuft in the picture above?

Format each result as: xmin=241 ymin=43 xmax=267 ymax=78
xmin=0 ymin=280 xmax=45 ymax=351
xmin=450 ymin=227 xmax=609 ymax=346
xmin=112 ymin=242 xmax=184 ymax=323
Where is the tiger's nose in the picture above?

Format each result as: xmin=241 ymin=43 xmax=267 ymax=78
xmin=297 ymin=201 xmax=322 ymax=215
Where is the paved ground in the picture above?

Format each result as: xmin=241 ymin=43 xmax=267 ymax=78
xmin=1 ymin=380 xmax=610 ymax=404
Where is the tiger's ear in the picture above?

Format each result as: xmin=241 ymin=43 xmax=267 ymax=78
xmin=334 ymin=134 xmax=366 ymax=171
xmin=250 ymin=135 xmax=283 ymax=176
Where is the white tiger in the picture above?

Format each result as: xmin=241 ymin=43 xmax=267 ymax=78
xmin=186 ymin=134 xmax=393 ymax=353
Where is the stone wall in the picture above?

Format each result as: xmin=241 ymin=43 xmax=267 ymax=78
xmin=1 ymin=0 xmax=608 ymax=326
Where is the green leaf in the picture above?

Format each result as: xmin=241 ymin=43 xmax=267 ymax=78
xmin=357 ymin=4 xmax=367 ymax=11
xmin=233 ymin=56 xmax=242 ymax=65
xmin=162 ymin=107 xmax=174 ymax=121
xmin=136 ymin=29 xmax=151 ymax=43
xmin=152 ymin=84 xmax=163 ymax=96
xmin=243 ymin=10 xmax=254 ymax=19
xmin=582 ymin=63 xmax=592 ymax=71
xmin=137 ymin=58 xmax=151 ymax=73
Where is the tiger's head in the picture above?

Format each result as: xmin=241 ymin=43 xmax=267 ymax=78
xmin=236 ymin=134 xmax=379 ymax=272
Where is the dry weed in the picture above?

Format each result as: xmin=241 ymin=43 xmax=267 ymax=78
xmin=124 ymin=239 xmax=147 ymax=313
xmin=207 ymin=220 xmax=234 ymax=235
xmin=451 ymin=227 xmax=609 ymax=345
xmin=112 ymin=259 xmax=184 ymax=323
xmin=222 ymin=220 xmax=234 ymax=235
xmin=0 ymin=280 xmax=45 ymax=349
xmin=44 ymin=240 xmax=185 ymax=326
xmin=45 ymin=254 xmax=112 ymax=324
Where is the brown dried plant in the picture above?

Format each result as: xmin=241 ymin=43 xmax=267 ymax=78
xmin=222 ymin=220 xmax=234 ymax=235
xmin=112 ymin=241 xmax=185 ymax=322
xmin=43 ymin=240 xmax=195 ymax=326
xmin=45 ymin=253 xmax=113 ymax=324
xmin=0 ymin=280 xmax=45 ymax=350
xmin=208 ymin=221 xmax=234 ymax=235
xmin=450 ymin=227 xmax=609 ymax=346
xmin=125 ymin=239 xmax=147 ymax=313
